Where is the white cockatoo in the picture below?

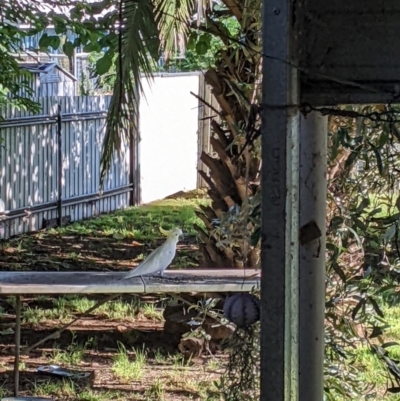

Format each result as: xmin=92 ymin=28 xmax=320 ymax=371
xmin=123 ymin=227 xmax=183 ymax=279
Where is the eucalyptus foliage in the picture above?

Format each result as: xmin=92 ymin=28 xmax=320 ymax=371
xmin=217 ymin=106 xmax=400 ymax=399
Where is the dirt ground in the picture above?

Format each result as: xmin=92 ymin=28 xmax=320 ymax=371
xmin=0 ymin=229 xmax=224 ymax=400
xmin=0 ymin=312 xmax=224 ymax=400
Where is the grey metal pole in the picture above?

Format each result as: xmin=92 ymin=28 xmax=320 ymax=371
xmin=57 ymin=104 xmax=63 ymax=227
xmin=299 ymin=112 xmax=327 ymax=401
xmin=261 ymin=0 xmax=300 ymax=400
xmin=14 ymin=295 xmax=21 ymax=396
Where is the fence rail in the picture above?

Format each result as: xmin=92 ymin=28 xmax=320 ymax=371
xmin=0 ymin=96 xmax=138 ymax=240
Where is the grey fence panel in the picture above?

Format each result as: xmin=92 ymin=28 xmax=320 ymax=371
xmin=0 ymin=96 xmax=134 ymax=240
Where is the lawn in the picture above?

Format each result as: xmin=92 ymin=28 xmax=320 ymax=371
xmin=0 ymin=195 xmax=209 ymax=274
xmin=0 ymin=194 xmax=224 ymax=400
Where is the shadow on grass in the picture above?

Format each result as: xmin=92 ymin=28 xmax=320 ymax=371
xmin=0 ymin=325 xmax=181 ymax=359
xmin=0 ymin=200 xmax=204 ymax=273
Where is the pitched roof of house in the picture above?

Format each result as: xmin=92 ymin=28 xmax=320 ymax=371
xmin=18 ymin=62 xmax=77 ymax=81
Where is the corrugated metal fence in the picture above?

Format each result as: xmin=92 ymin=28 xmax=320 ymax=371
xmin=0 ymin=96 xmax=137 ymax=239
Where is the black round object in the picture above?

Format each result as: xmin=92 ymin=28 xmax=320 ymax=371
xmin=223 ymin=293 xmax=260 ymax=328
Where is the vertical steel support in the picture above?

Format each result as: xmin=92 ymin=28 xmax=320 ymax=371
xmin=261 ymin=0 xmax=300 ymax=400
xmin=129 ymin=118 xmax=136 ymax=207
xmin=129 ymin=89 xmax=140 ymax=206
xmin=57 ymin=104 xmax=63 ymax=227
xmin=135 ymin=110 xmax=142 ymax=206
xmin=14 ymin=296 xmax=21 ymax=396
xmin=299 ymin=112 xmax=327 ymax=401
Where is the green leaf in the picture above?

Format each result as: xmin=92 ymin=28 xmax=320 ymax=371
xmin=250 ymin=227 xmax=261 ymax=246
xmin=54 ymin=20 xmax=67 ymax=35
xmin=346 ymin=225 xmax=362 ymax=247
xmin=372 ymin=147 xmax=383 ymax=175
xmin=368 ymin=296 xmax=384 ymax=318
xmin=100 ymin=0 xmax=160 ymax=186
xmin=344 ymin=148 xmax=360 ymax=171
xmin=355 ymin=198 xmax=370 ymax=214
xmin=351 ymin=298 xmax=366 ymax=320
xmin=384 ymin=224 xmax=396 ymax=243
xmin=352 ymin=217 xmax=367 ymax=232
xmin=378 ymin=129 xmax=389 ymax=148
xmin=338 ymin=127 xmax=351 ymax=147
xmin=329 ymin=132 xmax=340 ymax=161
xmin=48 ymin=35 xmax=61 ymax=50
xmin=370 ymin=326 xmax=385 ymax=338
xmin=367 ymin=140 xmax=384 ymax=175
xmin=196 ymin=40 xmax=209 ymax=55
xmin=83 ymin=42 xmax=102 ymax=53
xmin=381 ymin=342 xmax=400 ymax=348
xmin=187 ymin=32 xmax=198 ymax=50
xmin=96 ymin=53 xmax=113 ymax=75
xmin=62 ymin=41 xmax=75 ymax=58
xmin=368 ymin=207 xmax=382 ymax=217
xmin=38 ymin=33 xmax=50 ymax=48
xmin=332 ymin=262 xmax=347 ymax=282
xmin=330 ymin=216 xmax=343 ymax=230
xmin=39 ymin=34 xmax=61 ymax=50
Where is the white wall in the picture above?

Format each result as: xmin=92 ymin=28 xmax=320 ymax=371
xmin=139 ymin=74 xmax=200 ymax=204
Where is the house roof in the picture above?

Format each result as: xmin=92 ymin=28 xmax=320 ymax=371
xmin=19 ymin=62 xmax=77 ymax=81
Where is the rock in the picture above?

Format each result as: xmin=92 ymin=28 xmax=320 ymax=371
xmin=178 ymin=337 xmax=205 ymax=358
xmin=203 ymin=321 xmax=234 ymax=341
xmin=163 ymin=304 xmax=234 ymax=343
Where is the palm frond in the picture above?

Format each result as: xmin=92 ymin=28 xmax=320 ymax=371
xmin=100 ymin=0 xmax=160 ymax=187
xmin=155 ymin=0 xmax=195 ymax=56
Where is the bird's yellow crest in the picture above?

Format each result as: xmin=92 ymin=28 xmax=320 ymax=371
xmin=159 ymin=226 xmax=174 ymax=236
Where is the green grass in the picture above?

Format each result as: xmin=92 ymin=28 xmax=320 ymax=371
xmin=140 ymin=303 xmax=164 ymax=321
xmin=50 ymin=332 xmax=89 ymax=365
xmin=341 ymin=301 xmax=400 ymax=400
xmin=145 ymin=378 xmax=165 ymax=401
xmin=33 ymin=380 xmax=122 ymax=401
xmin=364 ymin=192 xmax=400 ymax=219
xmin=22 ymin=305 xmax=72 ymax=325
xmin=53 ymin=198 xmax=209 ymax=241
xmin=18 ymin=292 xmax=165 ymax=327
xmin=33 ymin=379 xmax=77 ymax=398
xmin=111 ymin=343 xmax=147 ymax=382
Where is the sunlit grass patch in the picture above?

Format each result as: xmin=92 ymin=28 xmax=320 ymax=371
xmin=139 ymin=303 xmax=164 ymax=321
xmin=33 ymin=379 xmax=77 ymax=398
xmin=22 ymin=306 xmax=72 ymax=325
xmin=53 ymin=198 xmax=209 ymax=241
xmin=111 ymin=343 xmax=147 ymax=382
